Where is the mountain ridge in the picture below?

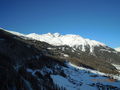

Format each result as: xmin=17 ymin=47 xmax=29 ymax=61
xmin=5 ymin=29 xmax=106 ymax=53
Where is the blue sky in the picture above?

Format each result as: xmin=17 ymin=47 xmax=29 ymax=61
xmin=0 ymin=0 xmax=120 ymax=48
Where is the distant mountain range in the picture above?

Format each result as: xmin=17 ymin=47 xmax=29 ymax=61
xmin=0 ymin=28 xmax=120 ymax=90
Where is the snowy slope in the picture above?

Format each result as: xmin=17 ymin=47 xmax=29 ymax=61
xmin=50 ymin=63 xmax=120 ymax=90
xmin=115 ymin=47 xmax=120 ymax=52
xmin=5 ymin=29 xmax=25 ymax=36
xmin=26 ymin=33 xmax=106 ymax=52
xmin=25 ymin=62 xmax=120 ymax=90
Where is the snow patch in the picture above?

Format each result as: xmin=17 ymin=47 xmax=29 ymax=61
xmin=51 ymin=75 xmax=77 ymax=90
xmin=61 ymin=53 xmax=69 ymax=57
xmin=47 ymin=47 xmax=52 ymax=50
xmin=26 ymin=67 xmax=53 ymax=76
xmin=68 ymin=63 xmax=106 ymax=75
xmin=112 ymin=64 xmax=120 ymax=72
xmin=63 ymin=54 xmax=69 ymax=57
xmin=115 ymin=47 xmax=120 ymax=52
xmin=100 ymin=49 xmax=118 ymax=53
xmin=100 ymin=49 xmax=112 ymax=53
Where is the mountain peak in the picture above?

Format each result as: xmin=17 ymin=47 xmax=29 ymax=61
xmin=53 ymin=33 xmax=61 ymax=37
xmin=45 ymin=33 xmax=61 ymax=37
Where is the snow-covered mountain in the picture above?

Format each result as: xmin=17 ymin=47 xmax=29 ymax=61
xmin=7 ymin=30 xmax=118 ymax=54
xmin=5 ymin=29 xmax=106 ymax=53
xmin=115 ymin=47 xmax=120 ymax=52
xmin=0 ymin=28 xmax=120 ymax=90
xmin=26 ymin=33 xmax=106 ymax=53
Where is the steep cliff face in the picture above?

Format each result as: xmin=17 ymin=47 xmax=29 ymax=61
xmin=0 ymin=29 xmax=120 ymax=90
